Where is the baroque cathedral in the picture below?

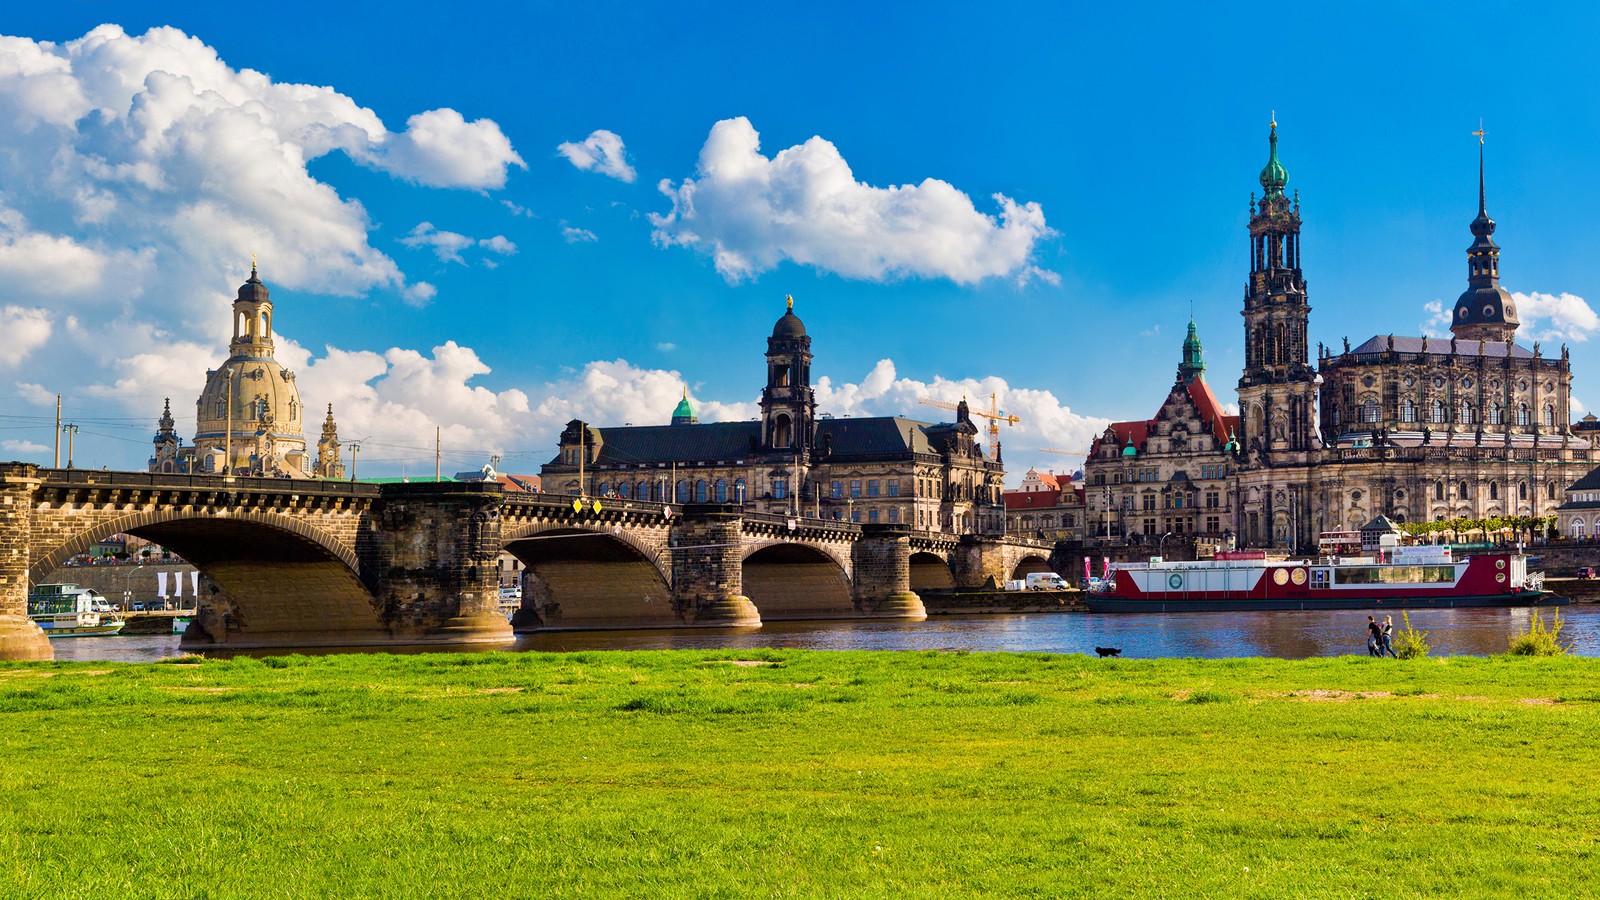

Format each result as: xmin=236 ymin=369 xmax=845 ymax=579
xmin=1084 ymin=122 xmax=1595 ymax=552
xmin=541 ymin=298 xmax=1007 ymax=535
xmin=150 ymin=264 xmax=345 ymax=479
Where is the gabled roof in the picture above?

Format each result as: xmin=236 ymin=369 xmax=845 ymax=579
xmin=1346 ymin=335 xmax=1535 ymax=359
xmin=1565 ymin=464 xmax=1600 ymax=494
xmin=1089 ymin=376 xmax=1238 ymax=457
xmin=1004 ymin=489 xmax=1061 ymax=510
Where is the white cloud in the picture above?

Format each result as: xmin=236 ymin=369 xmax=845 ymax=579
xmin=0 ymin=23 xmax=523 ymax=408
xmin=364 ymin=108 xmax=525 ymax=189
xmin=0 ymin=305 xmax=51 ymax=366
xmin=655 ymin=342 xmax=677 ymax=352
xmin=1421 ymin=300 xmax=1452 ymax=338
xmin=1514 ymin=291 xmax=1600 ymax=343
xmin=562 ymin=226 xmax=598 ymax=244
xmin=400 ymin=222 xmax=517 ymax=265
xmin=1 ymin=439 xmax=49 ymax=454
xmin=557 ymin=129 xmax=636 ymax=183
xmin=650 ymin=117 xmax=1054 ymax=285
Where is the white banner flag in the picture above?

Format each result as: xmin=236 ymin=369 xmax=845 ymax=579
xmin=190 ymin=571 xmax=200 ymax=600
xmin=157 ymin=571 xmax=168 ymax=599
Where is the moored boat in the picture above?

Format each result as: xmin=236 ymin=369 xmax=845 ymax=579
xmin=27 ymin=583 xmax=127 ymax=637
xmin=1086 ymin=545 xmax=1562 ymax=612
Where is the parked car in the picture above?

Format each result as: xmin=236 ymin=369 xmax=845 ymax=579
xmin=1578 ymin=566 xmax=1596 ymax=580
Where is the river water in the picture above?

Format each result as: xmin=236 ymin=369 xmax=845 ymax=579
xmin=48 ymin=605 xmax=1600 ymax=662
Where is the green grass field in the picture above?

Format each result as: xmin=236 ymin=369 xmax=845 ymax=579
xmin=3 ymin=650 xmax=1598 ymax=898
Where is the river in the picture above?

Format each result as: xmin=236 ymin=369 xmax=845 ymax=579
xmin=47 ymin=604 xmax=1600 ymax=662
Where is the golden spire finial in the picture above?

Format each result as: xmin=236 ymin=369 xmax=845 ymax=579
xmin=250 ymin=252 xmax=257 ymax=275
xmin=1270 ymin=109 xmax=1277 ymax=129
xmin=682 ymin=386 xmax=688 ymax=399
xmin=785 ymin=294 xmax=794 ymax=311
xmin=1473 ymin=118 xmax=1486 ymax=145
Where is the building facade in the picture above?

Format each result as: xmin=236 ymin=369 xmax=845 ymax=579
xmin=149 ymin=265 xmax=345 ymax=478
xmin=541 ymin=298 xmax=1007 ymax=534
xmin=1090 ymin=125 xmax=1596 ymax=552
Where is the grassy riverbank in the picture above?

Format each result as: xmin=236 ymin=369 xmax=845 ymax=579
xmin=3 ymin=651 xmax=1598 ymax=898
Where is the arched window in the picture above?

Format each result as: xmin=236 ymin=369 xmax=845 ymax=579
xmin=1459 ymin=400 xmax=1475 ymax=424
xmin=1400 ymin=399 xmax=1416 ymax=423
xmin=1517 ymin=404 xmax=1530 ymax=426
xmin=1576 ymin=520 xmax=1588 ymax=538
xmin=1361 ymin=399 xmax=1379 ymax=423
xmin=1519 ymin=482 xmax=1528 ymax=501
xmin=1548 ymin=482 xmax=1559 ymax=500
xmin=1459 ymin=481 xmax=1470 ymax=499
xmin=1431 ymin=400 xmax=1447 ymax=424
xmin=1489 ymin=482 xmax=1499 ymax=501
xmin=676 ymin=480 xmax=689 ymax=503
xmin=734 ymin=478 xmax=746 ymax=502
xmin=215 ymin=398 xmax=227 ymax=419
xmin=288 ymin=399 xmax=297 ymax=421
xmin=772 ymin=414 xmax=792 ymax=449
xmin=617 ymin=482 xmax=631 ymax=499
xmin=1435 ymin=481 xmax=1445 ymax=501
xmin=714 ymin=479 xmax=727 ymax=502
xmin=597 ymin=482 xmax=611 ymax=497
xmin=1544 ymin=405 xmax=1556 ymax=427
xmin=695 ymin=479 xmax=708 ymax=502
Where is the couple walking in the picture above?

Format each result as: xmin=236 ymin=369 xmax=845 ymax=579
xmin=1367 ymin=615 xmax=1397 ymax=658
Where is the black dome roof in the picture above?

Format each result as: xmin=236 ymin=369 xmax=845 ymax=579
xmin=772 ymin=295 xmax=805 ymax=337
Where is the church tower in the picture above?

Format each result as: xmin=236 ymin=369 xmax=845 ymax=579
xmin=1450 ymin=133 xmax=1519 ymax=343
xmin=1237 ymin=118 xmax=1319 ymax=461
xmin=759 ymin=295 xmax=815 ymax=454
xmin=313 ymin=404 xmax=345 ymax=479
xmin=1178 ymin=319 xmax=1205 ymax=384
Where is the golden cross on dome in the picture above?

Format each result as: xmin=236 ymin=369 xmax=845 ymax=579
xmin=250 ymin=252 xmax=257 ymax=274
xmin=1473 ymin=119 xmax=1486 ymax=145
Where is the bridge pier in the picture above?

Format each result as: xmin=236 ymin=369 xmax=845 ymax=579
xmin=854 ymin=524 xmax=926 ymax=619
xmin=671 ymin=505 xmax=761 ymax=627
xmin=0 ymin=464 xmax=51 ymax=661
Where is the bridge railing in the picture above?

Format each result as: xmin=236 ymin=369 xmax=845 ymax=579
xmin=37 ymin=468 xmax=382 ymax=498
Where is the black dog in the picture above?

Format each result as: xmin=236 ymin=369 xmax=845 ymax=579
xmin=1095 ymin=647 xmax=1122 ymax=658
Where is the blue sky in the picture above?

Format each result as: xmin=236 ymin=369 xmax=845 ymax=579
xmin=2 ymin=3 xmax=1598 ymax=481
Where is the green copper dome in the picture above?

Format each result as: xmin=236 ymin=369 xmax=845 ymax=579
xmin=1259 ymin=121 xmax=1288 ymax=197
xmin=1121 ymin=437 xmax=1137 ymax=458
xmin=673 ymin=396 xmax=694 ymax=419
xmin=1224 ymin=428 xmax=1240 ymax=453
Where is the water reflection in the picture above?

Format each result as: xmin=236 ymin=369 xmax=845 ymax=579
xmin=46 ymin=605 xmax=1600 ymax=662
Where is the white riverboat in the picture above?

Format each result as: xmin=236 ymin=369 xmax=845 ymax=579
xmin=27 ymin=583 xmax=127 ymax=637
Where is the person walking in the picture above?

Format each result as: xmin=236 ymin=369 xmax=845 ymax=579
xmin=1366 ymin=615 xmax=1382 ymax=657
xmin=1380 ymin=615 xmax=1398 ymax=658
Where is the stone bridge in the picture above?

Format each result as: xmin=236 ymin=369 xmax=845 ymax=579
xmin=0 ymin=463 xmax=1057 ymax=660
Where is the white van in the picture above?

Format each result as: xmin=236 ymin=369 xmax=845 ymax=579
xmin=1025 ymin=572 xmax=1067 ymax=591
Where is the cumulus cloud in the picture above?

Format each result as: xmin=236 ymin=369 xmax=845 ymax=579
xmin=562 ymin=226 xmax=598 ymax=244
xmin=557 ymin=129 xmax=636 ymax=183
xmin=400 ymin=222 xmax=516 ymax=265
xmin=1 ymin=439 xmax=49 ymax=454
xmin=1421 ymin=300 xmax=1453 ymax=338
xmin=650 ymin=117 xmax=1054 ymax=285
xmin=0 ymin=23 xmax=523 ymax=418
xmin=1514 ymin=291 xmax=1600 ymax=343
xmin=0 ymin=305 xmax=51 ymax=366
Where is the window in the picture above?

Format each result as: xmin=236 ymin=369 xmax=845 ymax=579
xmin=1519 ymin=482 xmax=1528 ymax=501
xmin=851 ymin=509 xmax=861 ymax=523
xmin=773 ymin=478 xmax=788 ymax=499
xmin=734 ymin=479 xmax=746 ymax=502
xmin=1544 ymin=405 xmax=1556 ymax=427
xmin=1489 ymin=482 xmax=1499 ymax=501
xmin=887 ymin=480 xmax=899 ymax=497
xmin=1459 ymin=400 xmax=1475 ymax=424
xmin=676 ymin=480 xmax=689 ymax=503
xmin=1459 ymin=480 xmax=1470 ymax=500
xmin=1142 ymin=492 xmax=1156 ymax=512
xmin=618 ymin=482 xmax=631 ymax=499
xmin=1517 ymin=404 xmax=1530 ymax=426
xmin=714 ymin=479 xmax=727 ymax=502
xmin=888 ymin=508 xmax=900 ymax=524
xmin=831 ymin=481 xmax=843 ymax=499
xmin=1549 ymin=482 xmax=1559 ymax=500
xmin=868 ymin=509 xmax=880 ymax=524
xmin=695 ymin=479 xmax=708 ymax=502
xmin=1431 ymin=400 xmax=1447 ymax=424
xmin=1206 ymin=491 xmax=1219 ymax=509
xmin=1488 ymin=403 xmax=1503 ymax=425
xmin=1400 ymin=399 xmax=1416 ymax=423
xmin=598 ymin=482 xmax=611 ymax=497
xmin=1435 ymin=481 xmax=1445 ymax=501
xmin=1205 ymin=516 xmax=1220 ymax=533
xmin=639 ymin=480 xmax=652 ymax=501
xmin=867 ymin=479 xmax=879 ymax=498
xmin=1361 ymin=399 xmax=1379 ymax=423
xmin=850 ymin=480 xmax=862 ymax=499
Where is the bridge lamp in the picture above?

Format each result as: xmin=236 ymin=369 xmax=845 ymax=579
xmin=221 ymin=366 xmax=235 ymax=476
xmin=1159 ymin=531 xmax=1173 ymax=560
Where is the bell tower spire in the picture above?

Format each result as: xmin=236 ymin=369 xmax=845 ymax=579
xmin=1238 ymin=116 xmax=1319 ymax=460
xmin=1451 ymin=125 xmax=1519 ymax=343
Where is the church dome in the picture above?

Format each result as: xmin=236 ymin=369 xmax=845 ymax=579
xmin=1259 ymin=121 xmax=1288 ymax=195
xmin=673 ymin=396 xmax=694 ymax=419
xmin=772 ymin=295 xmax=806 ymax=338
xmin=236 ymin=266 xmax=270 ymax=304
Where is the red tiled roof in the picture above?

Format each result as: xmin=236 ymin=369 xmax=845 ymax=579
xmin=1004 ymin=489 xmax=1061 ymax=510
xmin=1088 ymin=377 xmax=1240 ymax=456
xmin=1032 ymin=472 xmax=1061 ymax=489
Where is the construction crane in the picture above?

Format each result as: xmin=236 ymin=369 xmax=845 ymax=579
xmin=919 ymin=392 xmax=1020 ymax=460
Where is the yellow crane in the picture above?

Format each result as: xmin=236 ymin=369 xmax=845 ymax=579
xmin=919 ymin=392 xmax=1020 ymax=460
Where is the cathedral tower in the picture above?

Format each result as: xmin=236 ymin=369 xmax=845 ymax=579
xmin=314 ymin=404 xmax=345 ymax=479
xmin=1237 ymin=118 xmax=1319 ymax=461
xmin=1450 ymin=132 xmax=1519 ymax=343
xmin=759 ymin=295 xmax=816 ymax=454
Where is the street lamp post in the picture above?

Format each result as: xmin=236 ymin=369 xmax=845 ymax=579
xmin=348 ymin=441 xmax=362 ymax=482
xmin=61 ymin=423 xmax=80 ymax=469
xmin=221 ymin=367 xmax=234 ymax=476
xmin=122 ymin=563 xmax=145 ymax=613
xmin=1159 ymin=531 xmax=1173 ymax=561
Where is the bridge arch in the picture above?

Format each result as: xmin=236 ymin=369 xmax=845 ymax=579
xmin=501 ymin=524 xmax=676 ymax=631
xmin=740 ymin=542 xmax=855 ymax=620
xmin=909 ymin=551 xmax=956 ymax=591
xmin=29 ymin=509 xmax=379 ymax=648
xmin=1009 ymin=554 xmax=1053 ymax=582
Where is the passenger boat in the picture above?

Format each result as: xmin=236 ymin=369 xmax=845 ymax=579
xmin=27 ymin=583 xmax=127 ymax=637
xmin=1085 ymin=545 xmax=1561 ymax=612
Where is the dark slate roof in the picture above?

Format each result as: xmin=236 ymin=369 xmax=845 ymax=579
xmin=1565 ymin=465 xmax=1600 ymax=493
xmin=572 ymin=416 xmax=963 ymax=467
xmin=1346 ymin=335 xmax=1534 ymax=359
